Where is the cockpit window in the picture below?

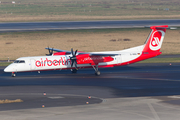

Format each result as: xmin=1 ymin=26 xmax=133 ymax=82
xmin=14 ymin=60 xmax=25 ymax=63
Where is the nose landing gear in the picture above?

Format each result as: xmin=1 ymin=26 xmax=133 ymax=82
xmin=11 ymin=72 xmax=16 ymax=77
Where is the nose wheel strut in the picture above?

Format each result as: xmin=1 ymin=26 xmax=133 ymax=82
xmin=92 ymin=65 xmax=100 ymax=76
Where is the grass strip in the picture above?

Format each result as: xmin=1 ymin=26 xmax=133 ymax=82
xmin=0 ymin=99 xmax=23 ymax=104
xmin=0 ymin=62 xmax=12 ymax=66
xmin=139 ymin=57 xmax=180 ymax=63
xmin=1 ymin=0 xmax=180 ymax=22
xmin=0 ymin=27 xmax=149 ymax=35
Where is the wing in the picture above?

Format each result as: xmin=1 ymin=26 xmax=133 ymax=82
xmin=78 ymin=52 xmax=119 ymax=56
xmin=45 ymin=47 xmax=71 ymax=54
xmin=45 ymin=48 xmax=119 ymax=56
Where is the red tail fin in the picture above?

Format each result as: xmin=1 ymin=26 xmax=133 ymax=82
xmin=143 ymin=25 xmax=168 ymax=53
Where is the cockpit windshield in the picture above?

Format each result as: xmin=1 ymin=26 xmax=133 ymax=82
xmin=14 ymin=60 xmax=25 ymax=63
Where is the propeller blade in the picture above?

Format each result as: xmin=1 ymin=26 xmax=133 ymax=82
xmin=71 ymin=48 xmax=73 ymax=55
xmin=75 ymin=61 xmax=78 ymax=70
xmin=48 ymin=47 xmax=50 ymax=54
xmin=71 ymin=60 xmax=74 ymax=67
xmin=46 ymin=46 xmax=51 ymax=56
xmin=70 ymin=48 xmax=78 ymax=69
xmin=51 ymin=48 xmax=54 ymax=55
xmin=46 ymin=47 xmax=54 ymax=56
xmin=75 ymin=50 xmax=78 ymax=55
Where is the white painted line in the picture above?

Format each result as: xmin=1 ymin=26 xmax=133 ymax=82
xmin=148 ymin=103 xmax=161 ymax=120
xmin=48 ymin=96 xmax=64 ymax=99
xmin=168 ymin=96 xmax=180 ymax=99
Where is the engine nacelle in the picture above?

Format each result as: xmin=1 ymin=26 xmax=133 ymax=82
xmin=53 ymin=52 xmax=70 ymax=56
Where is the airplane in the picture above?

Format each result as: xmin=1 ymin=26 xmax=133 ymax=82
xmin=4 ymin=25 xmax=169 ymax=77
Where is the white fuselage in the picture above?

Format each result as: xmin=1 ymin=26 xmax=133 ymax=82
xmin=4 ymin=45 xmax=144 ymax=73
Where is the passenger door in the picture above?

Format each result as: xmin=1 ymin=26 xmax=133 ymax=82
xmin=116 ymin=54 xmax=121 ymax=64
xmin=30 ymin=59 xmax=36 ymax=70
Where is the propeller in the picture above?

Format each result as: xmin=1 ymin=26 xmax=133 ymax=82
xmin=46 ymin=47 xmax=54 ymax=56
xmin=70 ymin=48 xmax=78 ymax=70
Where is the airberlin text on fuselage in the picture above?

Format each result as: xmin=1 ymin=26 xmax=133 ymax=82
xmin=35 ymin=57 xmax=70 ymax=67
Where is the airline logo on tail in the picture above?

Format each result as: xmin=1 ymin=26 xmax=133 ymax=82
xmin=149 ymin=30 xmax=165 ymax=51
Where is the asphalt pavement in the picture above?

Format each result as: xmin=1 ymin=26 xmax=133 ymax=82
xmin=1 ymin=63 xmax=180 ymax=119
xmin=0 ymin=19 xmax=179 ymax=32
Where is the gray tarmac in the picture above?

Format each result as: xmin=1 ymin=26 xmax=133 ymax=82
xmin=0 ymin=63 xmax=180 ymax=119
xmin=0 ymin=19 xmax=180 ymax=32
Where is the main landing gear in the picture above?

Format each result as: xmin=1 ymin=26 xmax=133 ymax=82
xmin=71 ymin=69 xmax=77 ymax=73
xmin=71 ymin=65 xmax=101 ymax=76
xmin=11 ymin=72 xmax=16 ymax=77
xmin=92 ymin=65 xmax=101 ymax=76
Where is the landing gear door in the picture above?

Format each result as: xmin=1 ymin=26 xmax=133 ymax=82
xmin=30 ymin=59 xmax=36 ymax=70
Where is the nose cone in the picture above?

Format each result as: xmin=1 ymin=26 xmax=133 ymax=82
xmin=4 ymin=64 xmax=14 ymax=72
xmin=4 ymin=66 xmax=10 ymax=72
